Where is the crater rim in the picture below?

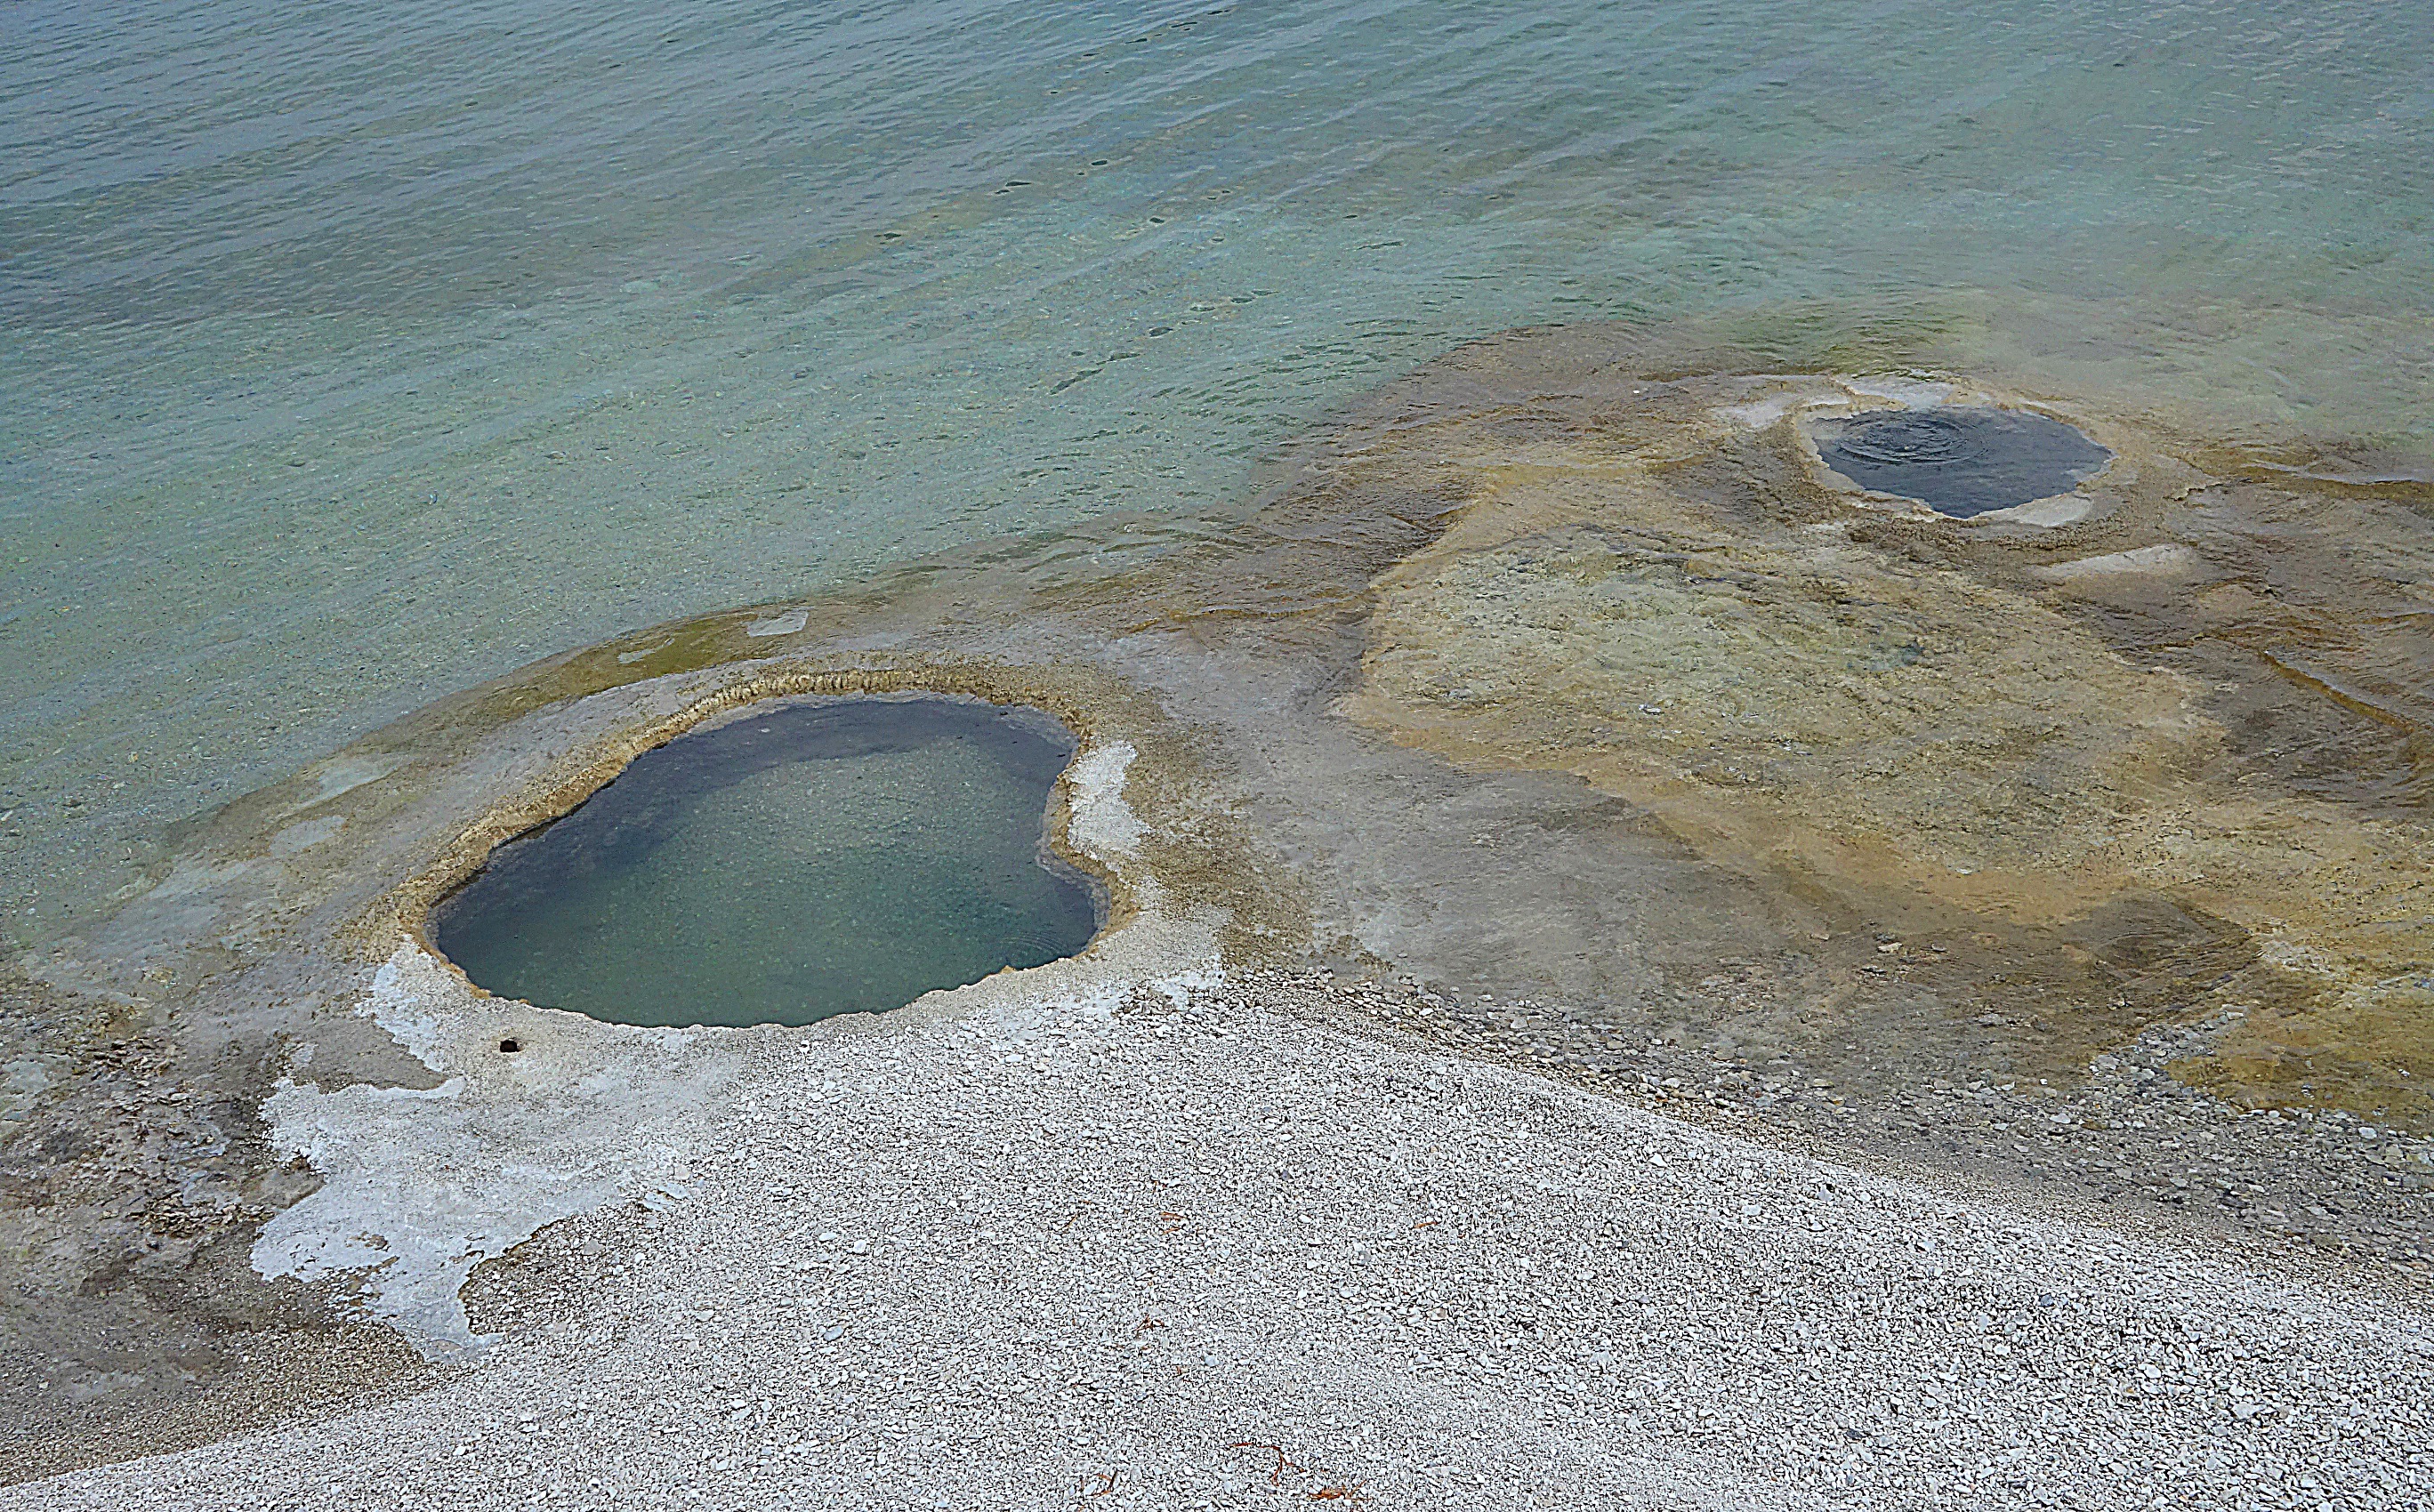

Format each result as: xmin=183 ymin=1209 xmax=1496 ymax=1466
xmin=1801 ymin=398 xmax=2117 ymax=524
xmin=410 ymin=687 xmax=1116 ymax=1031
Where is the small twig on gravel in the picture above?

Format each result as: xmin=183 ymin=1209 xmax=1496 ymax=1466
xmin=1229 ymin=1442 xmax=1300 ymax=1486
xmin=1078 ymin=1469 xmax=1118 ymax=1498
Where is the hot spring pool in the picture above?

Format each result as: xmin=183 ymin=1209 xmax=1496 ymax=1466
xmin=1810 ymin=406 xmax=2111 ymax=518
xmin=429 ymin=696 xmax=1100 ymax=1028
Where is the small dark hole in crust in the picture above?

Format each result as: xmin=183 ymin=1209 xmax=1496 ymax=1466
xmin=498 ymin=1038 xmax=521 ymax=1053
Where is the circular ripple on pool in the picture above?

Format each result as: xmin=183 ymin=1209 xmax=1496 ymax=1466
xmin=1811 ymin=406 xmax=2110 ymax=518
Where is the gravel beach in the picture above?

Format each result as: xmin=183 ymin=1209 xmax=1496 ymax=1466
xmin=12 ymin=974 xmax=2427 ymax=1511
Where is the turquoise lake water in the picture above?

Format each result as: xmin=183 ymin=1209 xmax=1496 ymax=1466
xmin=4 ymin=0 xmax=2430 ymax=938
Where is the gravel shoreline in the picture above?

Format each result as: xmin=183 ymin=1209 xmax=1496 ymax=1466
xmin=1330 ymin=977 xmax=2434 ymax=1279
xmin=10 ymin=977 xmax=2428 ymax=1511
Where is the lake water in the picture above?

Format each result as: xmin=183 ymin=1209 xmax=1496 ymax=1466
xmin=5 ymin=0 xmax=2430 ymax=938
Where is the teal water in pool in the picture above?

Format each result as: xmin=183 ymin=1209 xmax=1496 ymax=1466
xmin=5 ymin=0 xmax=2430 ymax=935
xmin=429 ymin=698 xmax=1099 ymax=1026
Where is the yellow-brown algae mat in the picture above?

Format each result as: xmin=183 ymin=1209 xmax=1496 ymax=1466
xmin=5 ymin=321 xmax=2431 ymax=1491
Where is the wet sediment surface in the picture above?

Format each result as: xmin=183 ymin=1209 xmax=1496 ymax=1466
xmin=6 ymin=318 xmax=2433 ymax=1478
xmin=1316 ymin=973 xmax=2428 ymax=1272
xmin=430 ymin=696 xmax=1099 ymax=1028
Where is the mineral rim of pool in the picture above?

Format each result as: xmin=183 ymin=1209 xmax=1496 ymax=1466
xmin=429 ymin=697 xmax=1101 ymax=1028
xmin=1809 ymin=406 xmax=2113 ymax=518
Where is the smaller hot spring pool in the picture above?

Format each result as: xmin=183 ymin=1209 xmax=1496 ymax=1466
xmin=1810 ymin=406 xmax=2110 ymax=519
xmin=430 ymin=696 xmax=1101 ymax=1028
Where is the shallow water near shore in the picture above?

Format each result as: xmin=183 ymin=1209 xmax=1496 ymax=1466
xmin=429 ymin=697 xmax=1098 ymax=1027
